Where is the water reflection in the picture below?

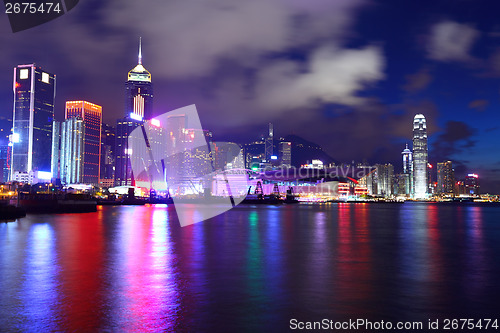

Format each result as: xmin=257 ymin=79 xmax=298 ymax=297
xmin=21 ymin=224 xmax=59 ymax=332
xmin=336 ymin=203 xmax=373 ymax=317
xmin=0 ymin=203 xmax=499 ymax=331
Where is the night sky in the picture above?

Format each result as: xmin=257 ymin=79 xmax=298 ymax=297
xmin=1 ymin=0 xmax=500 ymax=192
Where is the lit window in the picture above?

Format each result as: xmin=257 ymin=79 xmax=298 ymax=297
xmin=42 ymin=72 xmax=50 ymax=83
xmin=20 ymin=69 xmax=29 ymax=79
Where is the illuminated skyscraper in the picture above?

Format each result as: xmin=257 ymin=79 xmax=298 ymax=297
xmin=412 ymin=114 xmax=428 ymax=198
xmin=125 ymin=37 xmax=153 ymax=120
xmin=279 ymin=141 xmax=292 ymax=167
xmin=115 ymin=38 xmax=153 ymax=186
xmin=10 ymin=64 xmax=56 ymax=180
xmin=437 ymin=160 xmax=454 ymax=195
xmin=464 ymin=174 xmax=480 ymax=196
xmin=376 ymin=163 xmax=394 ymax=197
xmin=402 ymin=144 xmax=413 ymax=175
xmin=100 ymin=123 xmax=115 ymax=184
xmin=400 ymin=144 xmax=413 ymax=196
xmin=61 ymin=101 xmax=102 ymax=184
xmin=265 ymin=123 xmax=274 ymax=160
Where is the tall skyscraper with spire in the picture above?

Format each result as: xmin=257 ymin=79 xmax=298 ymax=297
xmin=399 ymin=143 xmax=413 ymax=196
xmin=115 ymin=38 xmax=153 ymax=186
xmin=125 ymin=37 xmax=153 ymax=120
xmin=412 ymin=114 xmax=428 ymax=198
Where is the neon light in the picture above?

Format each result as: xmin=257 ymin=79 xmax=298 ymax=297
xmin=129 ymin=112 xmax=143 ymax=121
xmin=271 ymin=155 xmax=278 ymax=160
xmin=151 ymin=118 xmax=160 ymax=127
xmin=37 ymin=171 xmax=52 ymax=180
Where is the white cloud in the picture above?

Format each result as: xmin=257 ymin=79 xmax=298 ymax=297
xmin=427 ymin=21 xmax=479 ymax=62
xmin=256 ymin=46 xmax=384 ymax=110
xmin=103 ymin=0 xmax=368 ymax=78
xmin=0 ymin=0 xmax=385 ymax=126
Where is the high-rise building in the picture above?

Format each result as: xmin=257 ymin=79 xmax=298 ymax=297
xmin=395 ymin=173 xmax=411 ymax=197
xmin=51 ymin=121 xmax=60 ymax=180
xmin=401 ymin=143 xmax=413 ymax=195
xmin=126 ymin=38 xmax=153 ymax=120
xmin=115 ymin=38 xmax=153 ymax=186
xmin=402 ymin=143 xmax=413 ymax=175
xmin=279 ymin=141 xmax=292 ymax=167
xmin=412 ymin=114 xmax=428 ymax=198
xmin=265 ymin=123 xmax=274 ymax=160
xmin=100 ymin=123 xmax=115 ymax=184
xmin=60 ymin=101 xmax=102 ymax=184
xmin=10 ymin=64 xmax=56 ymax=181
xmin=0 ymin=144 xmax=11 ymax=183
xmin=464 ymin=174 xmax=480 ymax=196
xmin=60 ymin=117 xmax=84 ymax=184
xmin=376 ymin=163 xmax=394 ymax=197
xmin=437 ymin=161 xmax=454 ymax=195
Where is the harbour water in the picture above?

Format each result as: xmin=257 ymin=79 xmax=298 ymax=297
xmin=1 ymin=203 xmax=499 ymax=332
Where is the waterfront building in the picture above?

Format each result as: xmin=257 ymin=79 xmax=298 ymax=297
xmin=115 ymin=38 xmax=153 ymax=186
xmin=61 ymin=101 xmax=102 ymax=184
xmin=126 ymin=38 xmax=153 ymax=120
xmin=412 ymin=114 xmax=428 ymax=198
xmin=243 ymin=141 xmax=265 ymax=170
xmin=279 ymin=141 xmax=292 ymax=167
xmin=376 ymin=163 xmax=394 ymax=197
xmin=10 ymin=64 xmax=56 ymax=181
xmin=437 ymin=161 xmax=454 ymax=195
xmin=100 ymin=123 xmax=115 ymax=184
xmin=115 ymin=118 xmax=142 ymax=186
xmin=395 ymin=173 xmax=411 ymax=197
xmin=0 ymin=144 xmax=10 ymax=182
xmin=464 ymin=174 xmax=480 ymax=196
xmin=401 ymin=143 xmax=413 ymax=195
xmin=51 ymin=121 xmax=60 ymax=180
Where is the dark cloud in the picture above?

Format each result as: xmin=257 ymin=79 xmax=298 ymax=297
xmin=468 ymin=99 xmax=488 ymax=111
xmin=485 ymin=127 xmax=499 ymax=133
xmin=431 ymin=121 xmax=477 ymax=162
xmin=402 ymin=67 xmax=433 ymax=93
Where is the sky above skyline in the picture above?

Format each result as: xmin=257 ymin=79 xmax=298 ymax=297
xmin=1 ymin=0 xmax=500 ymax=192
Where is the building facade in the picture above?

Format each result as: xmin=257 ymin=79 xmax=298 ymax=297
xmin=115 ymin=39 xmax=153 ymax=186
xmin=437 ymin=160 xmax=454 ymax=195
xmin=412 ymin=114 xmax=428 ymax=198
xmin=100 ymin=123 xmax=115 ymax=185
xmin=279 ymin=141 xmax=292 ymax=167
xmin=60 ymin=101 xmax=102 ymax=184
xmin=10 ymin=64 xmax=56 ymax=181
xmin=376 ymin=163 xmax=394 ymax=197
xmin=464 ymin=174 xmax=480 ymax=196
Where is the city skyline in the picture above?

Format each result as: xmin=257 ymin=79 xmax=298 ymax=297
xmin=0 ymin=0 xmax=499 ymax=192
xmin=0 ymin=60 xmax=496 ymax=194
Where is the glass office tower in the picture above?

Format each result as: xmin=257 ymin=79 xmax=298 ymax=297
xmin=10 ymin=64 xmax=55 ymax=180
xmin=412 ymin=114 xmax=428 ymax=199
